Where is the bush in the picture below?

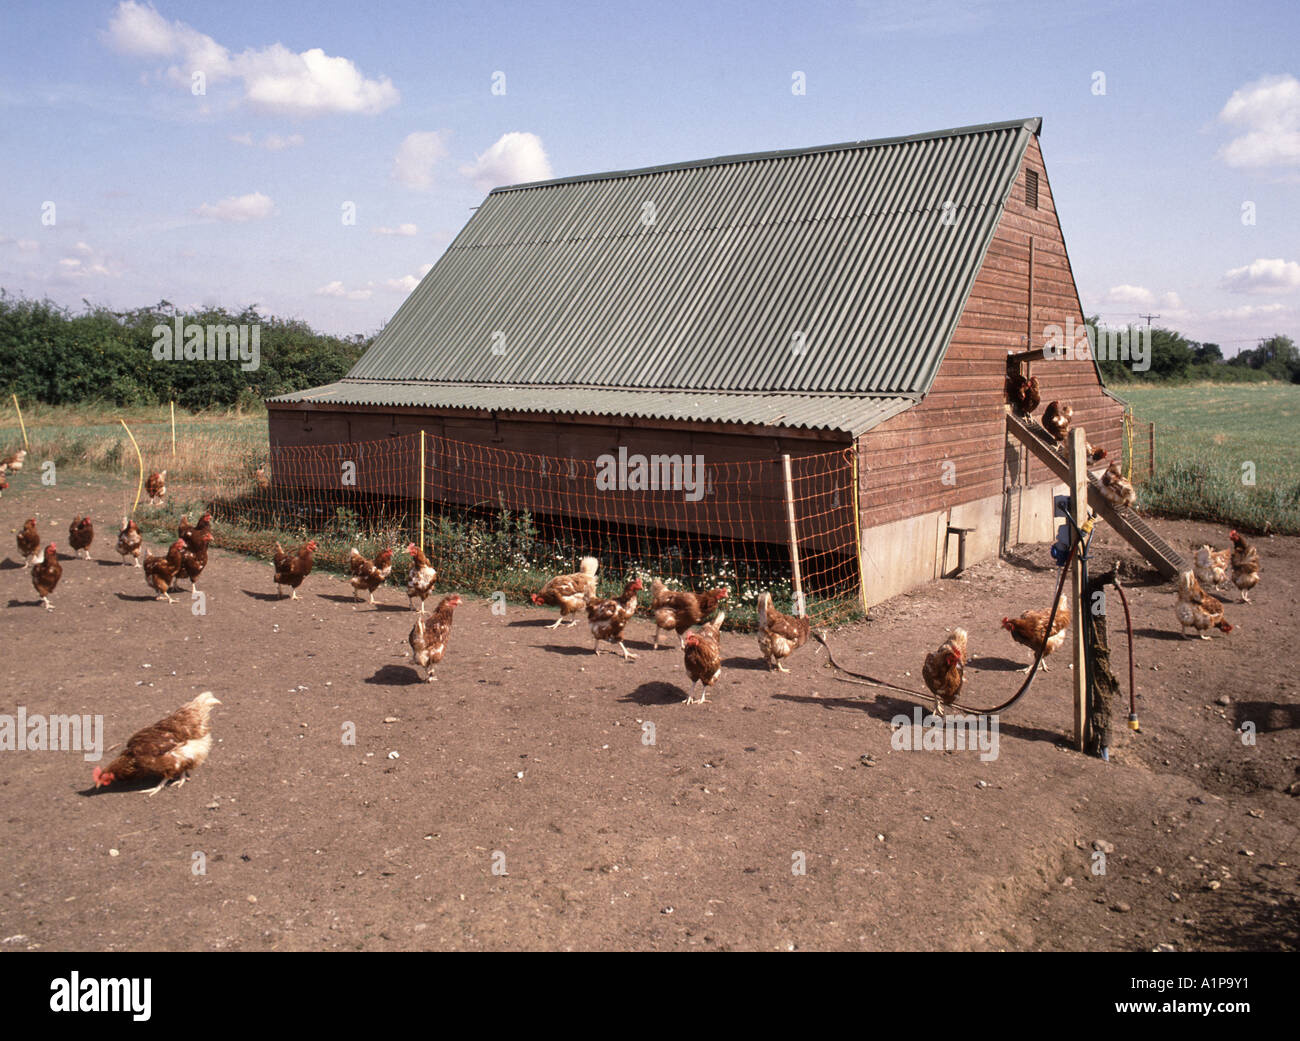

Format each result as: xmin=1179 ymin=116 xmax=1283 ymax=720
xmin=0 ymin=292 xmax=369 ymax=407
xmin=1140 ymin=459 xmax=1300 ymax=534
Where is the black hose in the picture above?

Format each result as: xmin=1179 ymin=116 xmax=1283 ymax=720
xmin=1112 ymin=578 xmax=1138 ymax=730
xmin=814 ymin=529 xmax=1082 ymax=717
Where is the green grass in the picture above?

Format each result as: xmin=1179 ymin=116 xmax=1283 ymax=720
xmin=0 ymin=404 xmax=267 ymax=485
xmin=1115 ymin=381 xmax=1300 ymax=533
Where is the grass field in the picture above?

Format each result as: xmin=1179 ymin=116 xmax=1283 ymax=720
xmin=0 ymin=402 xmax=267 ymax=485
xmin=1117 ymin=381 xmax=1300 ymax=533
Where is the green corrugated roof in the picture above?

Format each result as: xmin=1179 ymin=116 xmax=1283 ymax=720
xmin=275 ymin=117 xmax=1041 ymax=431
xmin=270 ymin=382 xmax=916 ymax=437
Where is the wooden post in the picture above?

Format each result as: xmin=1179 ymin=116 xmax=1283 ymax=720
xmin=1026 ymin=237 xmax=1035 ymax=345
xmin=11 ymin=394 xmax=28 ymax=451
xmin=419 ymin=430 xmax=426 ymax=556
xmin=1068 ymin=427 xmax=1089 ymax=751
xmin=170 ymin=400 xmax=176 ymax=458
xmin=850 ymin=448 xmax=868 ymax=615
xmin=1148 ymin=422 xmax=1156 ymax=478
xmin=781 ymin=454 xmax=805 ymax=617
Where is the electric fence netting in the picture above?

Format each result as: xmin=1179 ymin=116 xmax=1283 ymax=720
xmin=169 ymin=431 xmax=866 ymax=629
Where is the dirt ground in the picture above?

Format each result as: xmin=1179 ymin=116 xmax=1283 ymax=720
xmin=1 ymin=471 xmax=1297 ymax=952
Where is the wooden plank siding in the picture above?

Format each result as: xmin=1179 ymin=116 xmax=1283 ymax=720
xmin=858 ymin=136 xmax=1125 ymax=530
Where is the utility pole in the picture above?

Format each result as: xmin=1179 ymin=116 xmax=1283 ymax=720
xmin=1138 ymin=313 xmax=1159 ymax=330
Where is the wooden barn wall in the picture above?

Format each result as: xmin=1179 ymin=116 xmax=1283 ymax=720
xmin=266 ymin=405 xmax=854 ymax=546
xmin=858 ymin=136 xmax=1126 ymax=531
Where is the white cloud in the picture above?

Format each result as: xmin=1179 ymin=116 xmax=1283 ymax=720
xmin=0 ymin=236 xmax=41 ymax=252
xmin=460 ymin=132 xmax=552 ymax=192
xmin=374 ymin=223 xmax=419 ymax=237
xmin=239 ymin=45 xmax=399 ymax=116
xmin=53 ymin=246 xmax=115 ymax=279
xmin=1217 ymin=74 xmax=1300 ymax=170
xmin=315 ymin=280 xmax=372 ymax=301
xmin=104 ymin=1 xmax=398 ymax=117
xmin=382 ymin=264 xmax=434 ymax=293
xmin=1093 ymin=284 xmax=1190 ymax=321
xmin=105 ymin=1 xmax=232 ymax=75
xmin=1206 ymin=302 xmax=1289 ymax=321
xmin=1103 ymin=284 xmax=1155 ymax=307
xmin=393 ymin=131 xmax=449 ymax=190
xmin=264 ymin=133 xmax=304 ymax=151
xmin=1221 ymin=257 xmax=1300 ymax=294
xmin=231 ymin=131 xmax=305 ymax=151
xmin=195 ymin=191 xmax=275 ymax=222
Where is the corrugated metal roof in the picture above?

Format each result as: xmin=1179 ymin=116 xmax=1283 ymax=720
xmin=270 ymin=380 xmax=915 ymax=437
xmin=276 ymin=117 xmax=1040 ymax=424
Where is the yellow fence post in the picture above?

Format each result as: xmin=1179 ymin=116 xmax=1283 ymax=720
xmin=120 ymin=419 xmax=145 ymax=514
xmin=170 ymin=400 xmax=176 ymax=458
xmin=850 ymin=448 xmax=868 ymax=615
xmin=11 ymin=394 xmax=28 ymax=451
xmin=781 ymin=454 xmax=805 ymax=616
xmin=419 ymin=430 xmax=426 ymax=556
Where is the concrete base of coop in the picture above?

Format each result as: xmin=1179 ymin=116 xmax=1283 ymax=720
xmin=859 ymin=478 xmax=1070 ymax=609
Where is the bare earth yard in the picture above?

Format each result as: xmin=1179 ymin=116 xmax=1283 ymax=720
xmin=1 ymin=472 xmax=1297 ymax=951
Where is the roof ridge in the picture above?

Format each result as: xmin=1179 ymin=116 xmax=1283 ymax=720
xmin=490 ymin=117 xmax=1041 ymax=194
xmin=327 ymin=378 xmax=918 ymax=400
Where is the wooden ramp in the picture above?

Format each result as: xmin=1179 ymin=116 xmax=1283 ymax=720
xmin=1006 ymin=412 xmax=1187 ymax=580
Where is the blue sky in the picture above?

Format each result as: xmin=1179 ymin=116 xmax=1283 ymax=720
xmin=1 ymin=0 xmax=1297 ymax=354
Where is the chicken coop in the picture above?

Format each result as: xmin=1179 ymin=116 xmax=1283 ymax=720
xmin=267 ymin=116 xmax=1126 ymax=612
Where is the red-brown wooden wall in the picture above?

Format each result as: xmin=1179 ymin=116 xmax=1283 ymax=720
xmin=858 ymin=136 xmax=1126 ymax=529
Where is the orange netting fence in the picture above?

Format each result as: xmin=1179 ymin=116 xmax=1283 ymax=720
xmin=159 ymin=430 xmax=866 ymax=628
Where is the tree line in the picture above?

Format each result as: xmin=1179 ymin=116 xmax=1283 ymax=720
xmin=2 ymin=293 xmax=1294 ymax=408
xmin=0 ymin=293 xmax=371 ymax=408
xmin=1086 ymin=317 xmax=1298 ymax=385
